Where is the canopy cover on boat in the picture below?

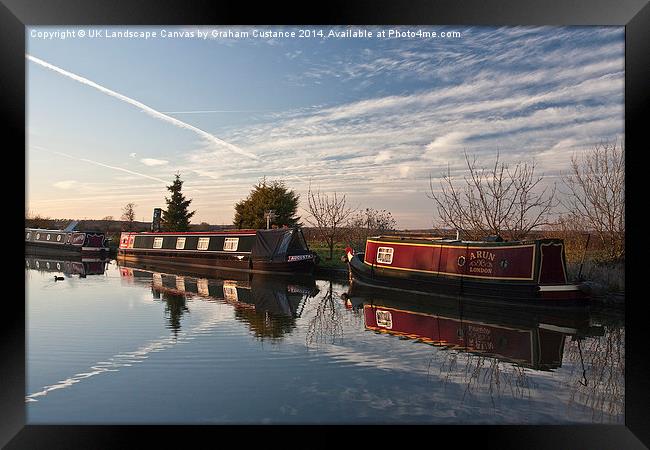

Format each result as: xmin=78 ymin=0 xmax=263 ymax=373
xmin=250 ymin=229 xmax=296 ymax=262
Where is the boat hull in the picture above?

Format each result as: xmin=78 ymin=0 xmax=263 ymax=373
xmin=117 ymin=248 xmax=316 ymax=275
xmin=348 ymin=253 xmax=589 ymax=303
xmin=25 ymin=240 xmax=109 ymax=255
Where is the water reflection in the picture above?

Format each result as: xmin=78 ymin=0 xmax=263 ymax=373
xmin=306 ymin=280 xmax=345 ymax=347
xmin=343 ymin=282 xmax=624 ymax=421
xmin=25 ymin=251 xmax=109 ymax=277
xmin=25 ymin=255 xmax=624 ymax=424
xmin=118 ymin=260 xmax=319 ymax=340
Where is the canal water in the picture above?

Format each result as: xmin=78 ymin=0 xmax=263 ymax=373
xmin=25 ymin=255 xmax=624 ymax=424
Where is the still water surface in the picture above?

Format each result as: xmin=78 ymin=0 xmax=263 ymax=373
xmin=25 ymin=255 xmax=624 ymax=424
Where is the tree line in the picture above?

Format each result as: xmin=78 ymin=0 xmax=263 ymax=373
xmin=26 ymin=140 xmax=624 ymax=266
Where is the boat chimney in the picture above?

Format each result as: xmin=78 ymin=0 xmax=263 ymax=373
xmin=151 ymin=208 xmax=162 ymax=232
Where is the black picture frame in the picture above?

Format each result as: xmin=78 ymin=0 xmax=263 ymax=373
xmin=4 ymin=0 xmax=648 ymax=447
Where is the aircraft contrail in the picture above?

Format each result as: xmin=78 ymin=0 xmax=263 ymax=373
xmin=31 ymin=146 xmax=170 ymax=184
xmin=162 ymin=109 xmax=272 ymax=114
xmin=26 ymin=54 xmax=259 ymax=160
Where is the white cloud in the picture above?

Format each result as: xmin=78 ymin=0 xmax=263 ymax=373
xmin=53 ymin=180 xmax=79 ymax=190
xmin=374 ymin=151 xmax=392 ymax=164
xmin=140 ymin=158 xmax=169 ymax=166
xmin=425 ymin=132 xmax=469 ymax=153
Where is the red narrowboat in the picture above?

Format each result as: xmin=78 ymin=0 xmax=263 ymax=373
xmin=346 ymin=235 xmax=590 ymax=302
xmin=117 ymin=227 xmax=317 ymax=275
xmin=358 ymin=298 xmax=598 ymax=370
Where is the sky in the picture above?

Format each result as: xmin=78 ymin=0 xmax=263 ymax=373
xmin=26 ymin=25 xmax=624 ymax=229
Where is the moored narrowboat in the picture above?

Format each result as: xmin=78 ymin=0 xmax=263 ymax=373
xmin=351 ymin=295 xmax=600 ymax=370
xmin=346 ymin=235 xmax=590 ymax=302
xmin=117 ymin=227 xmax=317 ymax=275
xmin=25 ymin=252 xmax=109 ymax=277
xmin=25 ymin=225 xmax=109 ymax=255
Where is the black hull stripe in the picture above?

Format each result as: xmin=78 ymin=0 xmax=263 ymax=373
xmin=117 ymin=254 xmax=315 ymax=275
xmin=348 ymin=256 xmax=586 ymax=303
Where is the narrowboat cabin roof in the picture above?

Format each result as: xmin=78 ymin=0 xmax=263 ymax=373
xmin=368 ymin=234 xmax=542 ymax=246
xmin=122 ymin=229 xmax=258 ymax=235
xmin=26 ymin=226 xmax=106 ymax=235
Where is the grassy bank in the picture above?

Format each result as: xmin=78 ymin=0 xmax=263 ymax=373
xmin=308 ymin=242 xmax=349 ymax=271
xmin=567 ymin=259 xmax=625 ymax=298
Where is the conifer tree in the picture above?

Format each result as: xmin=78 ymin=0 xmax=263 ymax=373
xmin=233 ymin=178 xmax=300 ymax=229
xmin=161 ymin=173 xmax=195 ymax=231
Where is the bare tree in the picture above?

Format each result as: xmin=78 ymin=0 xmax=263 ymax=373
xmin=25 ymin=210 xmax=54 ymax=229
xmin=561 ymin=142 xmax=625 ymax=261
xmin=304 ymin=182 xmax=355 ymax=260
xmin=427 ymin=150 xmax=557 ymax=241
xmin=121 ymin=202 xmax=137 ymax=231
xmin=305 ymin=281 xmax=344 ymax=347
xmin=347 ymin=208 xmax=397 ymax=250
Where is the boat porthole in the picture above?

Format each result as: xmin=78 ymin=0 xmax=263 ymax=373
xmin=26 ymin=232 xmax=31 ymax=239
xmin=457 ymin=256 xmax=465 ymax=266
xmin=46 ymin=262 xmax=50 ymax=269
xmin=46 ymin=234 xmax=51 ymax=241
xmin=56 ymin=263 xmax=61 ymax=270
xmin=36 ymin=233 xmax=40 ymax=239
xmin=500 ymin=259 xmax=509 ymax=269
xmin=57 ymin=235 xmax=62 ymax=242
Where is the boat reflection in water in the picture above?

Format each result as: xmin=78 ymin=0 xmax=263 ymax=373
xmin=25 ymin=250 xmax=109 ymax=277
xmin=118 ymin=259 xmax=319 ymax=338
xmin=343 ymin=282 xmax=604 ymax=371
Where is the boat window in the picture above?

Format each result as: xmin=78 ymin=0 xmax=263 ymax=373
xmin=176 ymin=237 xmax=186 ymax=249
xmin=223 ymin=237 xmax=239 ymax=251
xmin=57 ymin=235 xmax=62 ymax=242
xmin=26 ymin=232 xmax=31 ymax=239
xmin=36 ymin=233 xmax=40 ymax=239
xmin=377 ymin=247 xmax=394 ymax=264
xmin=46 ymin=234 xmax=51 ymax=241
xmin=197 ymin=237 xmax=210 ymax=250
xmin=153 ymin=237 xmax=164 ymax=249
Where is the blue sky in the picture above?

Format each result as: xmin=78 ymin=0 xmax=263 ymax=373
xmin=26 ymin=26 xmax=624 ymax=228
